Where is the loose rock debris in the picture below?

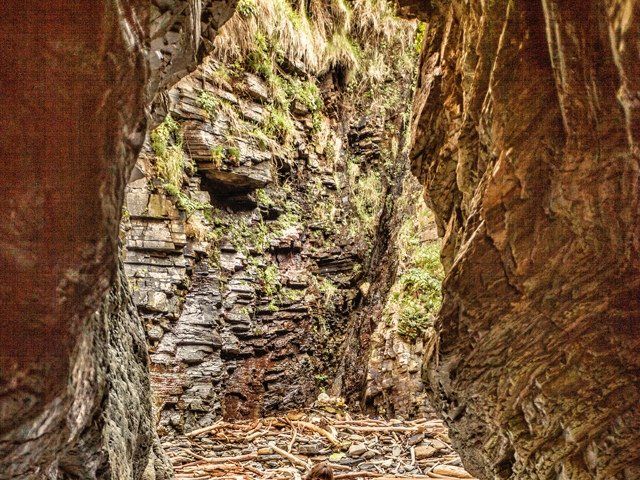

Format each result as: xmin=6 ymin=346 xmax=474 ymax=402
xmin=164 ymin=410 xmax=476 ymax=480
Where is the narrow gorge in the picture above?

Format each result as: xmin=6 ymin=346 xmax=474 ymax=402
xmin=0 ymin=1 xmax=638 ymax=480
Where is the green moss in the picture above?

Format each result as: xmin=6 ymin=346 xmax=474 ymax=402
xmin=197 ymin=90 xmax=219 ymax=118
xmin=283 ymin=77 xmax=323 ymax=113
xmin=414 ymin=21 xmax=426 ymax=55
xmin=210 ymin=145 xmax=225 ymax=168
xmin=263 ymin=105 xmax=296 ymax=144
xmin=237 ymin=0 xmax=257 ymax=17
xmin=247 ymin=32 xmax=275 ymax=79
xmin=349 ymin=166 xmax=383 ymax=233
xmin=229 ymin=218 xmax=270 ymax=255
xmin=393 ymin=242 xmax=443 ymax=340
xmin=227 ymin=146 xmax=241 ymax=165
xmin=151 ymin=115 xmax=188 ymax=189
xmin=163 ymin=183 xmax=213 ymax=216
xmin=210 ymin=144 xmax=241 ymax=168
xmin=318 ymin=278 xmax=338 ymax=307
xmin=272 ymin=212 xmax=301 ymax=237
xmin=260 ymin=264 xmax=281 ymax=296
xmin=255 ymin=188 xmax=274 ymax=207
xmin=279 ymin=287 xmax=304 ymax=303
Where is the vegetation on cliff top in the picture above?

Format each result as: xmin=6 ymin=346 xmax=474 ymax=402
xmin=213 ymin=0 xmax=414 ymax=84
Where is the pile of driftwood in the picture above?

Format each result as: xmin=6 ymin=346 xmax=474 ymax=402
xmin=164 ymin=409 xmax=476 ymax=480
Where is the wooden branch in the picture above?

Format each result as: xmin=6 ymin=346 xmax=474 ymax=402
xmin=185 ymin=420 xmax=224 ymax=437
xmin=334 ymin=471 xmax=384 ymax=478
xmin=291 ymin=420 xmax=342 ymax=447
xmin=268 ymin=442 xmax=310 ymax=468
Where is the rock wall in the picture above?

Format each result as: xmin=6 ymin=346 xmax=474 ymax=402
xmin=0 ymin=1 xmax=235 ymax=477
xmin=122 ymin=32 xmax=419 ymax=433
xmin=403 ymin=1 xmax=640 ymax=478
xmin=363 ymin=176 xmax=442 ymax=419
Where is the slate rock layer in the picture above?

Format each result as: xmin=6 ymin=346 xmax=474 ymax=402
xmin=401 ymin=0 xmax=640 ymax=478
xmin=0 ymin=1 xmax=235 ymax=477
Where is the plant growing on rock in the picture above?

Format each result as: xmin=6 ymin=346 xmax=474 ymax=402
xmin=260 ymin=264 xmax=281 ymax=296
xmin=162 ymin=183 xmax=213 ymax=217
xmin=151 ymin=115 xmax=190 ymax=189
xmin=384 ymin=203 xmax=444 ymax=341
xmin=237 ymin=0 xmax=258 ymax=18
xmin=264 ymin=105 xmax=296 ymax=145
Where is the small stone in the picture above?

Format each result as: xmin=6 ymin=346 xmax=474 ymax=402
xmin=348 ymin=443 xmax=368 ymax=457
xmin=407 ymin=433 xmax=425 ymax=446
xmin=147 ymin=324 xmax=164 ymax=342
xmin=414 ymin=445 xmax=437 ymax=459
xmin=430 ymin=439 xmax=448 ymax=451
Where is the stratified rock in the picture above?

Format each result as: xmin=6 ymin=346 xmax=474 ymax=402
xmin=0 ymin=1 xmax=235 ymax=477
xmin=401 ymin=0 xmax=640 ymax=478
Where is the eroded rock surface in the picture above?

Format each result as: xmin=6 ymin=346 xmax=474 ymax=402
xmin=122 ymin=41 xmax=418 ymax=434
xmin=0 ymin=1 xmax=235 ymax=477
xmin=403 ymin=0 xmax=640 ymax=478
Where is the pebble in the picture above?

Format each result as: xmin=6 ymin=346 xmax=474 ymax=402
xmin=430 ymin=439 xmax=449 ymax=451
xmin=407 ymin=433 xmax=425 ymax=446
xmin=414 ymin=445 xmax=437 ymax=459
xmin=348 ymin=443 xmax=368 ymax=457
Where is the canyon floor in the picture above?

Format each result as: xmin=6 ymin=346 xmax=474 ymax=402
xmin=165 ymin=400 xmax=474 ymax=480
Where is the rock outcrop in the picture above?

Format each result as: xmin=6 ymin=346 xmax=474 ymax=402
xmin=0 ymin=1 xmax=235 ymax=477
xmin=403 ymin=0 xmax=640 ymax=478
xmin=122 ymin=13 xmax=419 ymax=432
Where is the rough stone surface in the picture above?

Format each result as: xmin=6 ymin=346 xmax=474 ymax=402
xmin=123 ymin=48 xmax=418 ymax=435
xmin=364 ymin=180 xmax=441 ymax=418
xmin=402 ymin=0 xmax=640 ymax=478
xmin=0 ymin=1 xmax=235 ymax=477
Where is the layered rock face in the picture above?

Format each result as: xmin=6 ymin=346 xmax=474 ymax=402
xmin=363 ymin=177 xmax=442 ymax=418
xmin=122 ymin=23 xmax=418 ymax=432
xmin=0 ymin=1 xmax=235 ymax=477
xmin=403 ymin=1 xmax=640 ymax=478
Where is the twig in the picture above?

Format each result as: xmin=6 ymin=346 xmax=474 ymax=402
xmin=186 ymin=420 xmax=224 ymax=438
xmin=333 ymin=425 xmax=423 ymax=433
xmin=291 ymin=421 xmax=342 ymax=447
xmin=334 ymin=472 xmax=384 ymax=479
xmin=268 ymin=442 xmax=310 ymax=468
xmin=175 ymin=452 xmax=258 ymax=469
xmin=288 ymin=427 xmax=298 ymax=452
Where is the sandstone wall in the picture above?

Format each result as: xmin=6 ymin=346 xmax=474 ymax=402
xmin=403 ymin=1 xmax=640 ymax=478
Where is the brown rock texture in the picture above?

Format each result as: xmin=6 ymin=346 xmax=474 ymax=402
xmin=122 ymin=33 xmax=418 ymax=433
xmin=0 ymin=2 xmax=149 ymax=476
xmin=0 ymin=1 xmax=235 ymax=477
xmin=402 ymin=0 xmax=640 ymax=478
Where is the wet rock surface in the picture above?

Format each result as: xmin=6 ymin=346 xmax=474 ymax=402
xmin=401 ymin=0 xmax=640 ymax=478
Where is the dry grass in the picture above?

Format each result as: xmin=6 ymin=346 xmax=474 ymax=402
xmin=211 ymin=0 xmax=413 ymax=83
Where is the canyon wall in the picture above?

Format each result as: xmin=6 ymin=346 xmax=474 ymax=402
xmin=403 ymin=0 xmax=640 ymax=478
xmin=0 ymin=1 xmax=235 ymax=477
xmin=122 ymin=4 xmax=419 ymax=433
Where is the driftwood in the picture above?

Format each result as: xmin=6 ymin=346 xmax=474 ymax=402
xmin=163 ymin=409 xmax=477 ymax=480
